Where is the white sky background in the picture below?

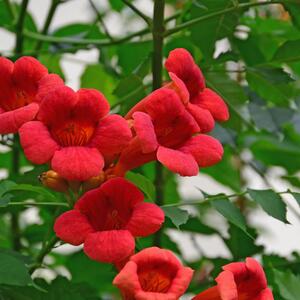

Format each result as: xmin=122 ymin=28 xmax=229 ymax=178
xmin=1 ymin=1 xmax=300 ymax=297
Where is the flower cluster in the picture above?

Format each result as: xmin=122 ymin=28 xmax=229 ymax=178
xmin=0 ymin=49 xmax=274 ymax=299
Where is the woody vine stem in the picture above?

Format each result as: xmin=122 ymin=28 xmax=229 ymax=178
xmin=152 ymin=0 xmax=165 ymax=247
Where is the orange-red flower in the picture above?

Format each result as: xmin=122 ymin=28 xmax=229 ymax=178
xmin=113 ymin=247 xmax=194 ymax=300
xmin=114 ymin=88 xmax=223 ymax=176
xmin=164 ymin=48 xmax=230 ymax=132
xmin=0 ymin=56 xmax=64 ymax=134
xmin=54 ymin=178 xmax=164 ymax=264
xmin=19 ymin=86 xmax=132 ymax=181
xmin=193 ymin=258 xmax=274 ymax=300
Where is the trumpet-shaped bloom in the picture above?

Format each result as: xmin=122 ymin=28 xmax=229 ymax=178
xmin=193 ymin=258 xmax=274 ymax=300
xmin=19 ymin=86 xmax=132 ymax=181
xmin=54 ymin=178 xmax=164 ymax=263
xmin=113 ymin=247 xmax=194 ymax=300
xmin=115 ymin=88 xmax=223 ymax=176
xmin=165 ymin=48 xmax=229 ymax=132
xmin=0 ymin=56 xmax=64 ymax=134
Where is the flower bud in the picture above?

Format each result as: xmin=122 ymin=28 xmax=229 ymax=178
xmin=39 ymin=170 xmax=69 ymax=193
xmin=82 ymin=172 xmax=106 ymax=192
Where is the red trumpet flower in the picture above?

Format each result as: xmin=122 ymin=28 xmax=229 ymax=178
xmin=19 ymin=86 xmax=131 ymax=181
xmin=54 ymin=178 xmax=164 ymax=264
xmin=113 ymin=247 xmax=194 ymax=300
xmin=0 ymin=56 xmax=63 ymax=134
xmin=165 ymin=48 xmax=230 ymax=132
xmin=193 ymin=258 xmax=274 ymax=300
xmin=114 ymin=88 xmax=223 ymax=176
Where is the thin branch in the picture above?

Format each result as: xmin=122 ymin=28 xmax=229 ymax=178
xmin=122 ymin=0 xmax=152 ymax=26
xmin=8 ymin=201 xmax=69 ymax=207
xmin=88 ymin=0 xmax=114 ymax=41
xmin=164 ymin=1 xmax=289 ymax=37
xmin=162 ymin=190 xmax=291 ymax=208
xmin=29 ymin=235 xmax=59 ymax=274
xmin=15 ymin=0 xmax=29 ymax=55
xmin=152 ymin=0 xmax=165 ymax=247
xmin=23 ymin=27 xmax=149 ymax=46
xmin=34 ymin=0 xmax=61 ymax=53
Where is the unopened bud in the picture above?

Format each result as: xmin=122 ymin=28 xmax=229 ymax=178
xmin=82 ymin=172 xmax=106 ymax=192
xmin=39 ymin=170 xmax=69 ymax=193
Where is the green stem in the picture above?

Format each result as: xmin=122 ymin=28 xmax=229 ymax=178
xmin=88 ymin=0 xmax=114 ymax=41
xmin=34 ymin=0 xmax=60 ymax=53
xmin=15 ymin=0 xmax=29 ymax=56
xmin=122 ymin=0 xmax=152 ymax=26
xmin=164 ymin=1 xmax=290 ymax=37
xmin=29 ymin=235 xmax=59 ymax=274
xmin=21 ymin=9 xmax=181 ymax=48
xmin=152 ymin=0 xmax=165 ymax=247
xmin=162 ymin=190 xmax=291 ymax=208
xmin=8 ymin=201 xmax=69 ymax=207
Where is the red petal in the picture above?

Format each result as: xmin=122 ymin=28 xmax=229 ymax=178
xmin=254 ymin=288 xmax=274 ymax=300
xmin=157 ymin=146 xmax=198 ymax=176
xmin=100 ymin=177 xmax=144 ymax=208
xmin=126 ymin=202 xmax=164 ymax=237
xmin=90 ymin=114 xmax=132 ymax=159
xmin=192 ymin=286 xmax=221 ymax=300
xmin=54 ymin=210 xmax=94 ymax=245
xmin=187 ymin=103 xmax=215 ymax=133
xmin=38 ymin=86 xmax=77 ymax=126
xmin=35 ymin=74 xmax=65 ymax=103
xmin=0 ymin=103 xmax=39 ymax=134
xmin=168 ymin=72 xmax=190 ymax=105
xmin=144 ymin=88 xmax=185 ymax=122
xmin=51 ymin=146 xmax=104 ymax=181
xmin=0 ymin=57 xmax=15 ymax=107
xmin=168 ymin=266 xmax=194 ymax=297
xmin=113 ymin=137 xmax=156 ymax=176
xmin=180 ymin=135 xmax=223 ymax=168
xmin=113 ymin=261 xmax=141 ymax=296
xmin=165 ymin=48 xmax=205 ymax=97
xmin=19 ymin=120 xmax=59 ymax=164
xmin=84 ymin=230 xmax=135 ymax=263
xmin=12 ymin=56 xmax=48 ymax=96
xmin=75 ymin=88 xmax=110 ymax=122
xmin=216 ymin=270 xmax=238 ymax=300
xmin=193 ymin=88 xmax=229 ymax=122
xmin=133 ymin=112 xmax=158 ymax=153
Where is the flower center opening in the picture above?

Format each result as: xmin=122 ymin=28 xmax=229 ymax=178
xmin=0 ymin=90 xmax=32 ymax=111
xmin=138 ymin=266 xmax=173 ymax=293
xmin=51 ymin=122 xmax=95 ymax=146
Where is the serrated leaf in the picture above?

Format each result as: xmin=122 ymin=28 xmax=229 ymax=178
xmin=211 ymin=197 xmax=251 ymax=237
xmin=274 ymin=269 xmax=300 ymax=300
xmin=248 ymin=189 xmax=288 ymax=223
xmin=126 ymin=171 xmax=155 ymax=202
xmin=273 ymin=39 xmax=300 ymax=64
xmin=162 ymin=206 xmax=190 ymax=229
xmin=291 ymin=192 xmax=300 ymax=208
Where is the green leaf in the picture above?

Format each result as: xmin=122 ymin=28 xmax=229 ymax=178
xmin=225 ymin=224 xmax=263 ymax=260
xmin=126 ymin=171 xmax=156 ymax=201
xmin=162 ymin=206 xmax=190 ymax=229
xmin=81 ymin=64 xmax=117 ymax=105
xmin=291 ymin=192 xmax=300 ymax=208
xmin=0 ymin=252 xmax=32 ymax=286
xmin=5 ymin=184 xmax=57 ymax=201
xmin=113 ymin=74 xmax=146 ymax=113
xmin=246 ymin=67 xmax=293 ymax=105
xmin=274 ymin=269 xmax=300 ymax=300
xmin=211 ymin=197 xmax=250 ymax=236
xmin=283 ymin=3 xmax=300 ymax=30
xmin=190 ymin=0 xmax=239 ymax=60
xmin=0 ymin=180 xmax=17 ymax=207
xmin=273 ymin=39 xmax=300 ymax=64
xmin=247 ymin=189 xmax=288 ymax=223
xmin=205 ymin=72 xmax=250 ymax=128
